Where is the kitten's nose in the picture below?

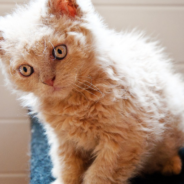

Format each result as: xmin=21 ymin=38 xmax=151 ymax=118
xmin=43 ymin=76 xmax=55 ymax=86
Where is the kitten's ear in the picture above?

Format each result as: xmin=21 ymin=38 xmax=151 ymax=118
xmin=48 ymin=0 xmax=80 ymax=18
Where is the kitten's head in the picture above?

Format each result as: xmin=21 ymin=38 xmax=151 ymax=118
xmin=0 ymin=0 xmax=97 ymax=100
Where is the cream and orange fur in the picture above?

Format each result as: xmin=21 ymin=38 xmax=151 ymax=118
xmin=0 ymin=0 xmax=184 ymax=183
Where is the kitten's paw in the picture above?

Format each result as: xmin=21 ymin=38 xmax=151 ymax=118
xmin=162 ymin=155 xmax=182 ymax=175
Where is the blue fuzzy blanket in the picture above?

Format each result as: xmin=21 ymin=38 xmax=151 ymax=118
xmin=30 ymin=117 xmax=55 ymax=184
xmin=30 ymin=117 xmax=184 ymax=184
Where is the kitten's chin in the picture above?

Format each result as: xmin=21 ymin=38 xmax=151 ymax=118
xmin=35 ymin=85 xmax=72 ymax=100
xmin=53 ymin=86 xmax=64 ymax=92
xmin=47 ymin=86 xmax=72 ymax=99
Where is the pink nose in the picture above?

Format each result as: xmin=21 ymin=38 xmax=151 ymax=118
xmin=43 ymin=76 xmax=55 ymax=86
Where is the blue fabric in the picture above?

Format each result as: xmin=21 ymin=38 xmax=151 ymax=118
xmin=31 ymin=117 xmax=184 ymax=184
xmin=30 ymin=117 xmax=55 ymax=184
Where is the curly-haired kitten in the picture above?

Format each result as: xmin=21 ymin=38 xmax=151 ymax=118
xmin=0 ymin=0 xmax=184 ymax=183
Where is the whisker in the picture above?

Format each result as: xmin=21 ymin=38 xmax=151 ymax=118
xmin=77 ymin=79 xmax=104 ymax=94
xmin=77 ymin=90 xmax=88 ymax=100
xmin=34 ymin=40 xmax=48 ymax=57
xmin=77 ymin=80 xmax=103 ymax=95
xmin=43 ymin=40 xmax=47 ymax=54
xmin=78 ymin=79 xmax=99 ymax=90
xmin=74 ymin=83 xmax=99 ymax=98
xmin=49 ymin=41 xmax=54 ymax=49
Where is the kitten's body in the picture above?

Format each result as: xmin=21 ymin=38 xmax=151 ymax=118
xmin=0 ymin=0 xmax=184 ymax=184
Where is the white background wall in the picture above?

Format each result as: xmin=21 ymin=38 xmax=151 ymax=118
xmin=0 ymin=0 xmax=184 ymax=184
xmin=0 ymin=2 xmax=31 ymax=184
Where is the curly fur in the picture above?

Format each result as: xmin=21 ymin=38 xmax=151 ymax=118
xmin=0 ymin=0 xmax=184 ymax=183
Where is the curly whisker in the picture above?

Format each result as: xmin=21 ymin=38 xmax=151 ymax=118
xmin=77 ymin=80 xmax=103 ymax=95
xmin=43 ymin=40 xmax=47 ymax=54
xmin=73 ymin=83 xmax=99 ymax=98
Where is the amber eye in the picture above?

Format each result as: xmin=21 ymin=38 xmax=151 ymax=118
xmin=19 ymin=65 xmax=34 ymax=77
xmin=53 ymin=45 xmax=67 ymax=60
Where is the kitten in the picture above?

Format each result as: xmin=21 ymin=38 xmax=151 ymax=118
xmin=0 ymin=0 xmax=184 ymax=184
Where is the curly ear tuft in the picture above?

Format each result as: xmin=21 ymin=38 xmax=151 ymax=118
xmin=48 ymin=0 xmax=80 ymax=18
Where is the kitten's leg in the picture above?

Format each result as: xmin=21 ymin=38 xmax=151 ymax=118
xmin=50 ymin=151 xmax=85 ymax=184
xmin=144 ymin=152 xmax=182 ymax=175
xmin=143 ymin=129 xmax=184 ymax=175
xmin=162 ymin=155 xmax=182 ymax=175
xmin=83 ymin=140 xmax=142 ymax=184
xmin=59 ymin=146 xmax=86 ymax=184
xmin=160 ymin=130 xmax=183 ymax=175
xmin=48 ymin=136 xmax=85 ymax=184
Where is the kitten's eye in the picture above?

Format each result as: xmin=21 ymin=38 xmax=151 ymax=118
xmin=19 ymin=65 xmax=34 ymax=77
xmin=53 ymin=45 xmax=67 ymax=60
